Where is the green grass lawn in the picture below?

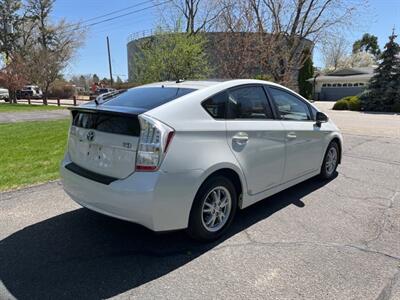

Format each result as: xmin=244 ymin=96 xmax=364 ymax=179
xmin=0 ymin=103 xmax=65 ymax=112
xmin=0 ymin=119 xmax=70 ymax=191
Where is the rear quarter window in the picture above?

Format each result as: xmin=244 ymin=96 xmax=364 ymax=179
xmin=202 ymin=91 xmax=228 ymax=119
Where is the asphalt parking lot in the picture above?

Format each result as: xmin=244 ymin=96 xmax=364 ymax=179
xmin=0 ymin=103 xmax=399 ymax=299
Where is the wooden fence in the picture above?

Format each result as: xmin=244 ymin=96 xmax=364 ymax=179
xmin=14 ymin=96 xmax=91 ymax=107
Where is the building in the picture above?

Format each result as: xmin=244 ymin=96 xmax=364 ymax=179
xmin=127 ymin=31 xmax=313 ymax=85
xmin=308 ymin=67 xmax=376 ymax=101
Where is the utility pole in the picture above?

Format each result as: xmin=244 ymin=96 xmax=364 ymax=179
xmin=106 ymin=36 xmax=114 ymax=87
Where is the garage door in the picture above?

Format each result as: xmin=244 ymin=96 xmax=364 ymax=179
xmin=320 ymin=87 xmax=364 ymax=101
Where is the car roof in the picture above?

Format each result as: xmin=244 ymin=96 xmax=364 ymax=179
xmin=141 ymin=79 xmax=292 ymax=90
xmin=142 ymin=80 xmax=230 ymax=90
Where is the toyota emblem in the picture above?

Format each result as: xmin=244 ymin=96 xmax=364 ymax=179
xmin=86 ymin=130 xmax=95 ymax=142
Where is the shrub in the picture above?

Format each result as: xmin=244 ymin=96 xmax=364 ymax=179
xmin=332 ymin=99 xmax=349 ymax=110
xmin=48 ymin=85 xmax=75 ymax=99
xmin=340 ymin=96 xmax=355 ymax=102
xmin=347 ymin=96 xmax=361 ymax=111
xmin=392 ymin=103 xmax=400 ymax=113
xmin=333 ymin=96 xmax=361 ymax=111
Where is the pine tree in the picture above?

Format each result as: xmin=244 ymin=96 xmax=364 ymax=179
xmin=92 ymin=74 xmax=100 ymax=84
xmin=391 ymin=38 xmax=400 ymax=112
xmin=298 ymin=56 xmax=314 ymax=99
xmin=362 ymin=31 xmax=400 ymax=111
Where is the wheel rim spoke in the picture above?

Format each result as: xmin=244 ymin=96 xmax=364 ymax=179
xmin=201 ymin=186 xmax=232 ymax=233
xmin=220 ymin=197 xmax=228 ymax=208
xmin=326 ymin=147 xmax=337 ymax=174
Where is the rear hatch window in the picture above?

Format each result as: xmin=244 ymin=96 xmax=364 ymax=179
xmin=102 ymin=86 xmax=195 ymax=109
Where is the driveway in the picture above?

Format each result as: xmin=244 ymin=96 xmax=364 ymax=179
xmin=0 ymin=110 xmax=70 ymax=123
xmin=1 ymin=111 xmax=400 ymax=299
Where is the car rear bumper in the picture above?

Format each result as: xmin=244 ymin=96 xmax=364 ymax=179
xmin=60 ymin=154 xmax=203 ymax=231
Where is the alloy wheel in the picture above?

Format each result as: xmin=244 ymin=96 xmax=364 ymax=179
xmin=201 ymin=186 xmax=232 ymax=232
xmin=325 ymin=147 xmax=338 ymax=175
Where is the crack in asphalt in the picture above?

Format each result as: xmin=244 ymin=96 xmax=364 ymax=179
xmin=343 ymin=154 xmax=400 ymax=166
xmin=213 ymin=238 xmax=400 ymax=263
xmin=364 ymin=191 xmax=399 ymax=247
xmin=376 ymin=268 xmax=400 ymax=300
xmin=323 ymin=185 xmax=392 ymax=208
xmin=338 ymin=171 xmax=398 ymax=193
xmin=345 ymin=138 xmax=376 ymax=152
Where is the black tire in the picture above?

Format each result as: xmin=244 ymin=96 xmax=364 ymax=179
xmin=187 ymin=176 xmax=237 ymax=241
xmin=320 ymin=141 xmax=339 ymax=179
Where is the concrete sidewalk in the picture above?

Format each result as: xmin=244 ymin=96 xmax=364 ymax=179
xmin=0 ymin=110 xmax=70 ymax=123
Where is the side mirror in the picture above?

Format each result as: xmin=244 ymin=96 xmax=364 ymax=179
xmin=315 ymin=112 xmax=328 ymax=127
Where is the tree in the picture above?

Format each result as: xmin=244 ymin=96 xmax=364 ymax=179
xmin=298 ymin=50 xmax=314 ymax=99
xmin=239 ymin=0 xmax=361 ymax=89
xmin=92 ymin=74 xmax=99 ymax=83
xmin=115 ymin=76 xmax=123 ymax=84
xmin=0 ymin=54 xmax=27 ymax=102
xmin=23 ymin=0 xmax=85 ymax=104
xmin=101 ymin=77 xmax=110 ymax=86
xmin=131 ymin=30 xmax=210 ymax=83
xmin=361 ymin=31 xmax=400 ymax=111
xmin=26 ymin=0 xmax=56 ymax=49
xmin=349 ymin=51 xmax=377 ymax=68
xmin=321 ymin=36 xmax=349 ymax=71
xmin=210 ymin=0 xmax=270 ymax=79
xmin=353 ymin=33 xmax=381 ymax=59
xmin=0 ymin=0 xmax=22 ymax=59
xmin=159 ymin=0 xmax=225 ymax=34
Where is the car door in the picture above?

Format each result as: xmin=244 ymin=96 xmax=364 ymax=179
xmin=225 ymin=85 xmax=286 ymax=196
xmin=266 ymin=86 xmax=325 ymax=182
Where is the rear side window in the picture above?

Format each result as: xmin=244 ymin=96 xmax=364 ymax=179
xmin=202 ymin=91 xmax=228 ymax=119
xmin=103 ymin=87 xmax=196 ymax=110
xmin=228 ymin=86 xmax=273 ymax=119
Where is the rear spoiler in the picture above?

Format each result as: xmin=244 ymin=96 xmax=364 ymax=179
xmin=68 ymin=105 xmax=146 ymax=117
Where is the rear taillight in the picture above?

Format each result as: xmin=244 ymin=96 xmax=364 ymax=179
xmin=135 ymin=115 xmax=174 ymax=172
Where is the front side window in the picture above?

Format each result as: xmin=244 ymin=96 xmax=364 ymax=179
xmin=269 ymin=87 xmax=311 ymax=121
xmin=227 ymin=86 xmax=273 ymax=119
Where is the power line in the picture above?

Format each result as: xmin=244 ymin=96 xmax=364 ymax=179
xmin=61 ymin=0 xmax=172 ymax=34
xmin=62 ymin=0 xmax=151 ymax=30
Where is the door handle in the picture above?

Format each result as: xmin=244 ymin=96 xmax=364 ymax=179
xmin=232 ymin=132 xmax=249 ymax=145
xmin=287 ymin=132 xmax=297 ymax=139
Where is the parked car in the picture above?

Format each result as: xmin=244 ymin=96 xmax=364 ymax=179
xmin=16 ymin=85 xmax=43 ymax=99
xmin=0 ymin=87 xmax=9 ymax=102
xmin=89 ymin=87 xmax=116 ymax=100
xmin=61 ymin=79 xmax=342 ymax=241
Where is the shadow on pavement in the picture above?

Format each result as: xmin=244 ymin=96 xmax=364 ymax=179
xmin=0 ymin=174 xmax=336 ymax=299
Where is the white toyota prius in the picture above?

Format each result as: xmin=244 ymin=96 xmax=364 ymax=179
xmin=61 ymin=79 xmax=342 ymax=240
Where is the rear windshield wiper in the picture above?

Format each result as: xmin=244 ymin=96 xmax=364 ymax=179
xmin=95 ymin=89 xmax=127 ymax=105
